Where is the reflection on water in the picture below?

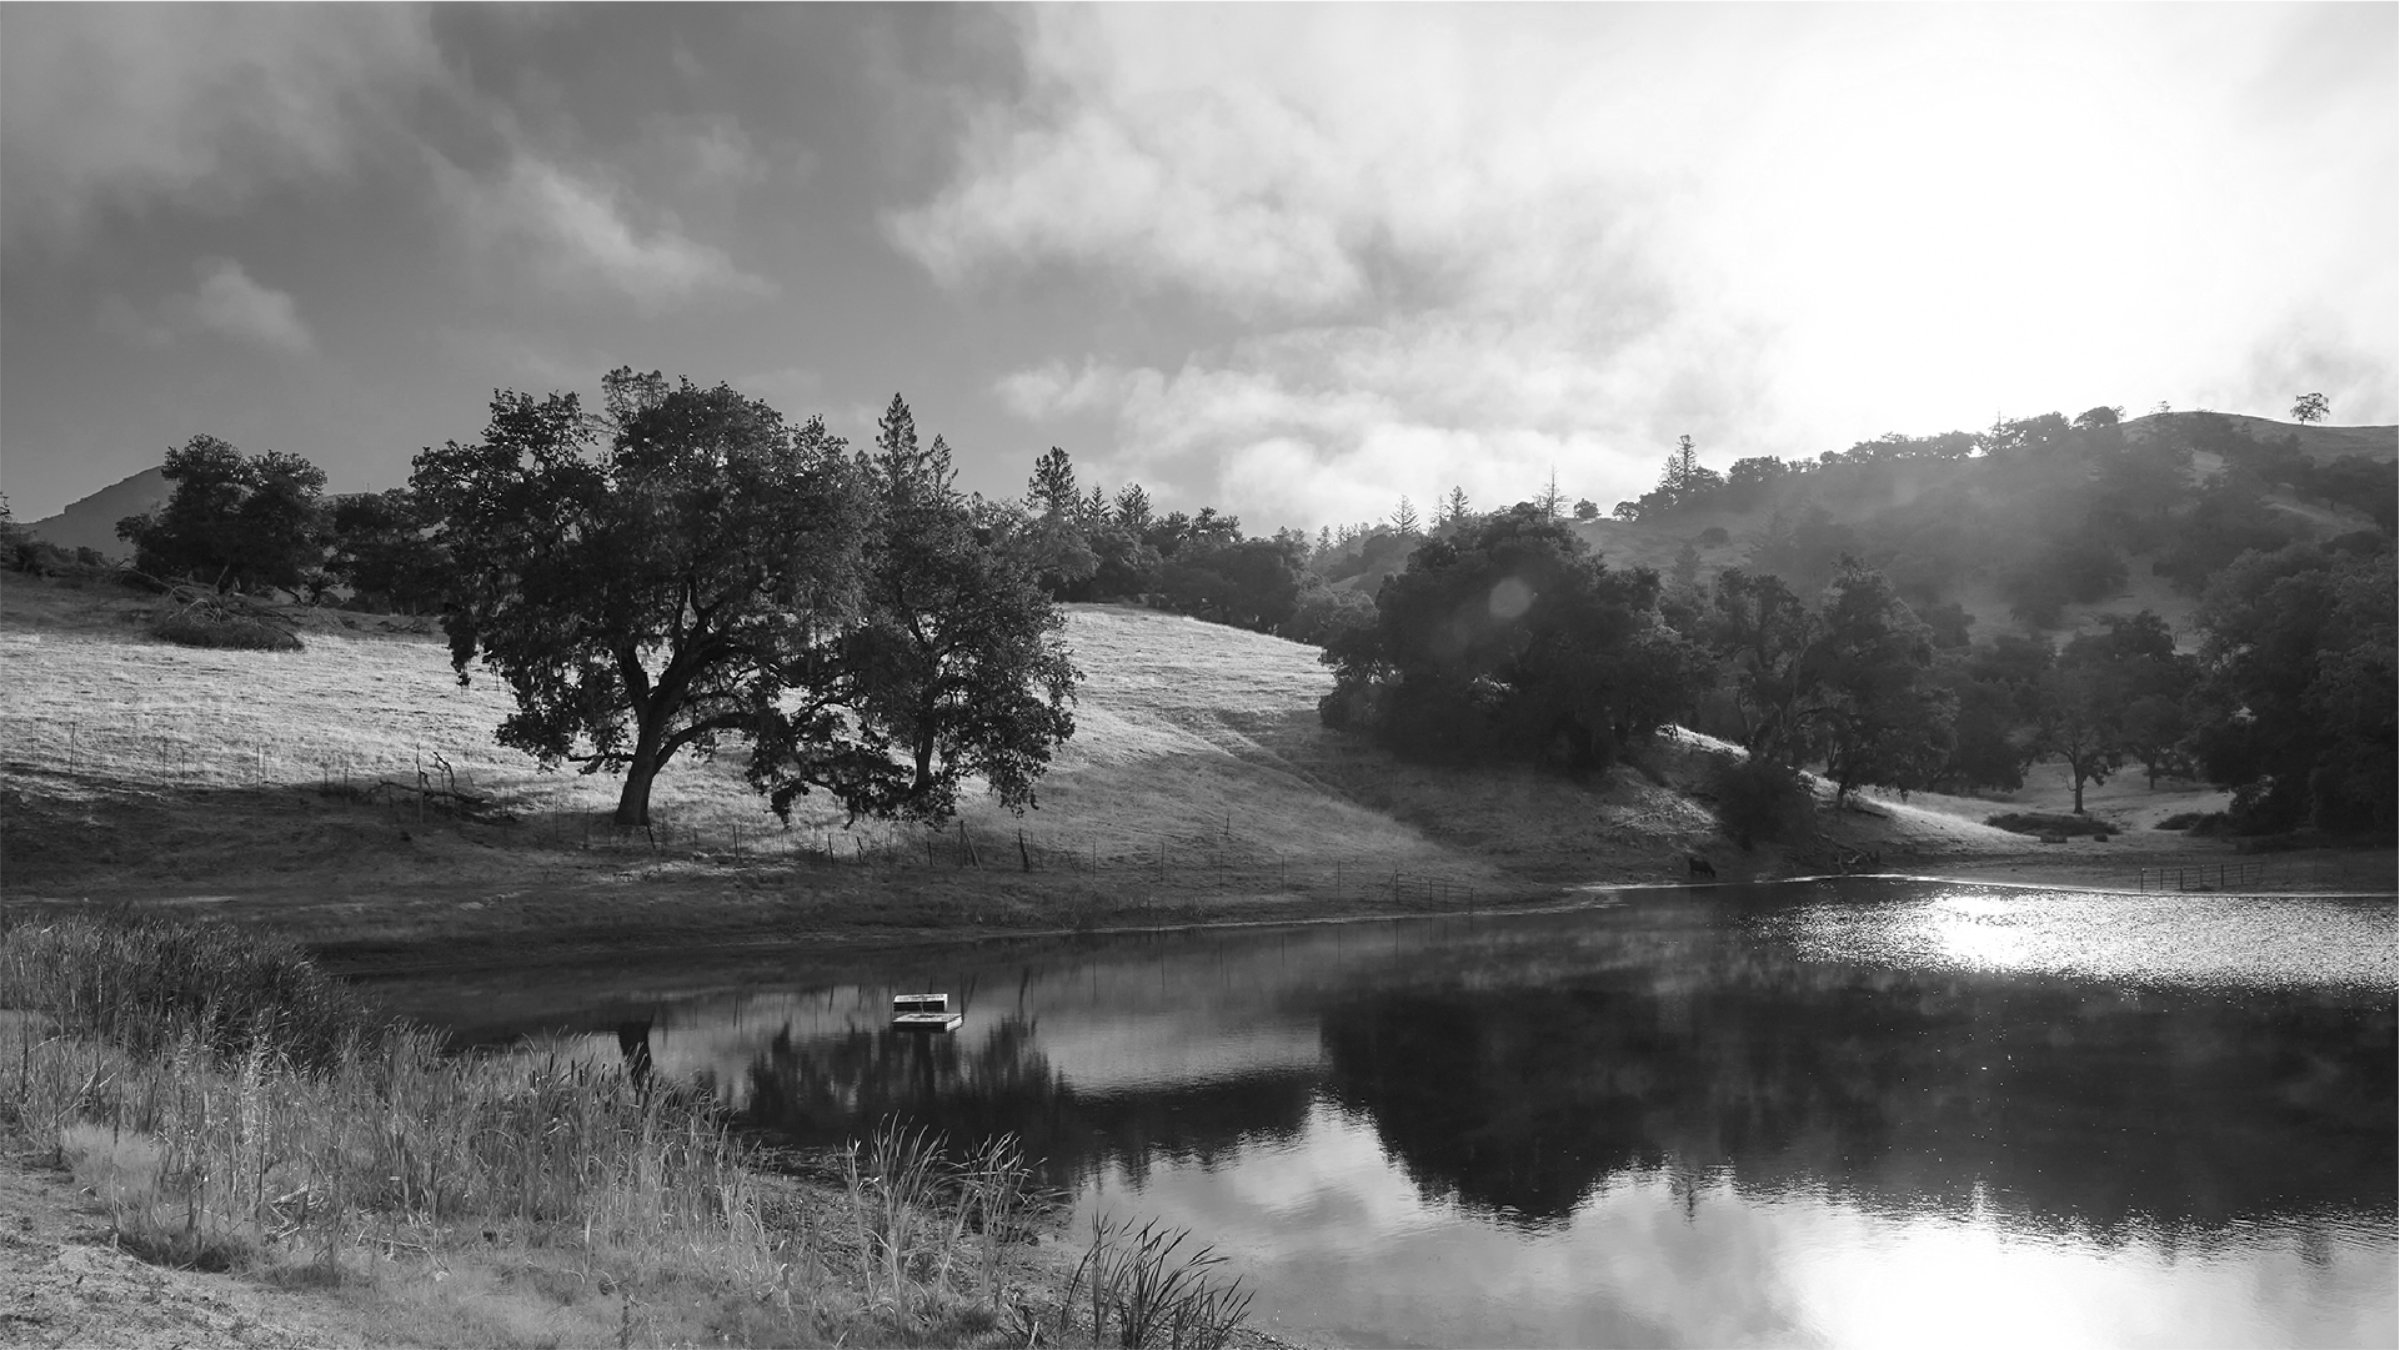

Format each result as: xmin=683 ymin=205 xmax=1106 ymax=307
xmin=430 ymin=880 xmax=2398 ymax=1348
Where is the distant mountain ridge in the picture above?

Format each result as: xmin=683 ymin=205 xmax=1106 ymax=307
xmin=24 ymin=468 xmax=171 ymax=558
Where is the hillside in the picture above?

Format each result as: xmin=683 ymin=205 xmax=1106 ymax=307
xmin=13 ymin=577 xmax=2289 ymax=976
xmin=22 ymin=466 xmax=168 ymax=557
xmin=1559 ymin=412 xmax=2397 ymax=645
xmin=2134 ymin=413 xmax=2398 ymax=464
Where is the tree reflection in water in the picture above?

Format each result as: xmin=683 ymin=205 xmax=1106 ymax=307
xmin=1317 ymin=951 xmax=2394 ymax=1235
xmin=740 ymin=1013 xmax=1314 ymax=1191
xmin=723 ymin=894 xmax=2392 ymax=1242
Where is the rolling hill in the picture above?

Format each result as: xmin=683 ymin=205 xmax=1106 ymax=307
xmin=1557 ymin=412 xmax=2396 ymax=644
xmin=2 ymin=577 xmax=2085 ymax=971
xmin=22 ymin=466 xmax=168 ymax=557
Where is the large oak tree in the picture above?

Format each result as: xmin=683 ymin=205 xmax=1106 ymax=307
xmin=414 ymin=375 xmax=1078 ymax=830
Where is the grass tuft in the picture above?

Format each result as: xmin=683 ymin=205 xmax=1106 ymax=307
xmin=1048 ymin=1213 xmax=1255 ymax=1350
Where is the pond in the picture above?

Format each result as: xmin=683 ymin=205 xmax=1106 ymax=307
xmin=386 ymin=880 xmax=2398 ymax=1348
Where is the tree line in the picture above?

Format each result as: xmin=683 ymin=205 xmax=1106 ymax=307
xmin=1610 ymin=403 xmax=2394 ymax=628
xmin=55 ymin=377 xmax=2398 ymax=841
xmin=1322 ymin=502 xmax=2393 ymax=840
xmin=104 ymin=373 xmax=1080 ymax=831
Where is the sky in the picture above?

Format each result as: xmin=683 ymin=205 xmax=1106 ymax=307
xmin=3 ymin=4 xmax=2393 ymax=532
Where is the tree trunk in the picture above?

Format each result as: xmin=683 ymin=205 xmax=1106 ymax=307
xmin=2071 ymin=769 xmax=2086 ymax=815
xmin=615 ymin=740 xmax=664 ymax=829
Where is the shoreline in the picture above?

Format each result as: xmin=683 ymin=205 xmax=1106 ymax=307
xmin=10 ymin=846 xmax=2387 ymax=990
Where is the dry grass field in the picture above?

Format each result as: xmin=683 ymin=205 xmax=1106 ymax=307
xmin=2 ymin=575 xmax=2379 ymax=975
xmin=0 ymin=579 xmax=1551 ymax=968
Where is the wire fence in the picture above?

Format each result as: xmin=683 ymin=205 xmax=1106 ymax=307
xmin=535 ymin=809 xmax=1498 ymax=909
xmin=22 ymin=716 xmax=1500 ymax=906
xmin=27 ymin=717 xmax=2389 ymax=902
xmin=2122 ymin=854 xmax=2393 ymax=895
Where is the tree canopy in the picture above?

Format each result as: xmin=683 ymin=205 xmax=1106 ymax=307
xmin=412 ymin=374 xmax=1077 ymax=830
xmin=116 ymin=435 xmax=328 ymax=594
xmin=1322 ymin=506 xmax=1701 ymax=771
xmin=2188 ymin=537 xmax=2395 ymax=832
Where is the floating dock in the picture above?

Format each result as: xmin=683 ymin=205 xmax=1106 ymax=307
xmin=891 ymin=992 xmax=963 ymax=1032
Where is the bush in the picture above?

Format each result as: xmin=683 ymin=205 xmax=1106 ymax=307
xmin=1986 ymin=811 xmax=2113 ymax=838
xmin=2154 ymin=811 xmax=2222 ymax=831
xmin=151 ymin=613 xmax=305 ymax=651
xmin=1710 ymin=757 xmax=1812 ymax=849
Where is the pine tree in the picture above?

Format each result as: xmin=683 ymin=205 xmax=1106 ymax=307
xmin=1535 ymin=468 xmax=1563 ymax=519
xmin=1113 ymin=483 xmax=1153 ymax=531
xmin=1026 ymin=446 xmax=1078 ymax=519
xmin=1391 ymin=495 xmax=1422 ymax=535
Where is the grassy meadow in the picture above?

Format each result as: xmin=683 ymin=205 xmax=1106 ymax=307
xmin=0 ymin=578 xmax=1575 ymax=967
xmin=6 ymin=572 xmax=2367 ymax=976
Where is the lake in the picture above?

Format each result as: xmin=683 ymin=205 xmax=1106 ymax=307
xmin=387 ymin=880 xmax=2398 ymax=1348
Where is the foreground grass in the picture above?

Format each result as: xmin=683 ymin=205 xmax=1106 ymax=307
xmin=0 ymin=909 xmax=1256 ymax=1349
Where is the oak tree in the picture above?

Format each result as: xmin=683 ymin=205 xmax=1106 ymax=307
xmin=117 ymin=435 xmax=329 ymax=595
xmin=412 ymin=371 xmax=868 ymax=828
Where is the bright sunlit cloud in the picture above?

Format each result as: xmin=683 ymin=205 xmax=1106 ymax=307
xmin=0 ymin=5 xmax=2389 ymax=528
xmin=903 ymin=4 xmax=2398 ymax=530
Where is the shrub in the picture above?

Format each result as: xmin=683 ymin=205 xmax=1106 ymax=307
xmin=1710 ymin=757 xmax=1812 ymax=849
xmin=151 ymin=612 xmax=305 ymax=651
xmin=1985 ymin=811 xmax=2113 ymax=839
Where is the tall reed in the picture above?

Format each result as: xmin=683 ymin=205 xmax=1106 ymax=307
xmin=0 ymin=912 xmax=770 ymax=1288
xmin=0 ymin=910 xmax=1251 ymax=1348
xmin=1053 ymin=1214 xmax=1256 ymax=1350
xmin=837 ymin=1117 xmax=1047 ymax=1321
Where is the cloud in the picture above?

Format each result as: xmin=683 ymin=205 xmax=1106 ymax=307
xmin=995 ymin=301 xmax=1783 ymax=532
xmin=2 ymin=9 xmax=779 ymax=316
xmin=925 ymin=7 xmax=2396 ymax=527
xmin=993 ymin=323 xmax=1736 ymax=533
xmin=98 ymin=259 xmax=314 ymax=356
xmin=451 ymin=154 xmax=778 ymax=312
xmin=0 ymin=6 xmax=443 ymax=245
xmin=188 ymin=260 xmax=315 ymax=355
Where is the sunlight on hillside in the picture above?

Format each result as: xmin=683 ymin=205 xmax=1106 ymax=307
xmin=0 ymin=590 xmax=1507 ymax=893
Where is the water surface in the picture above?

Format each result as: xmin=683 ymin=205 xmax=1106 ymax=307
xmin=398 ymin=880 xmax=2397 ymax=1348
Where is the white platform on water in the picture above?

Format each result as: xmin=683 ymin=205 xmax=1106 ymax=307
xmin=891 ymin=993 xmax=963 ymax=1032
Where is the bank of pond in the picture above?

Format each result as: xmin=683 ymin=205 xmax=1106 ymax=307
xmin=386 ymin=879 xmax=2396 ymax=1349
xmin=4 ymin=880 xmax=2392 ymax=1348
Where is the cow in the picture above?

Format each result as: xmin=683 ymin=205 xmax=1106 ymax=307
xmin=1686 ymin=854 xmax=1717 ymax=881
